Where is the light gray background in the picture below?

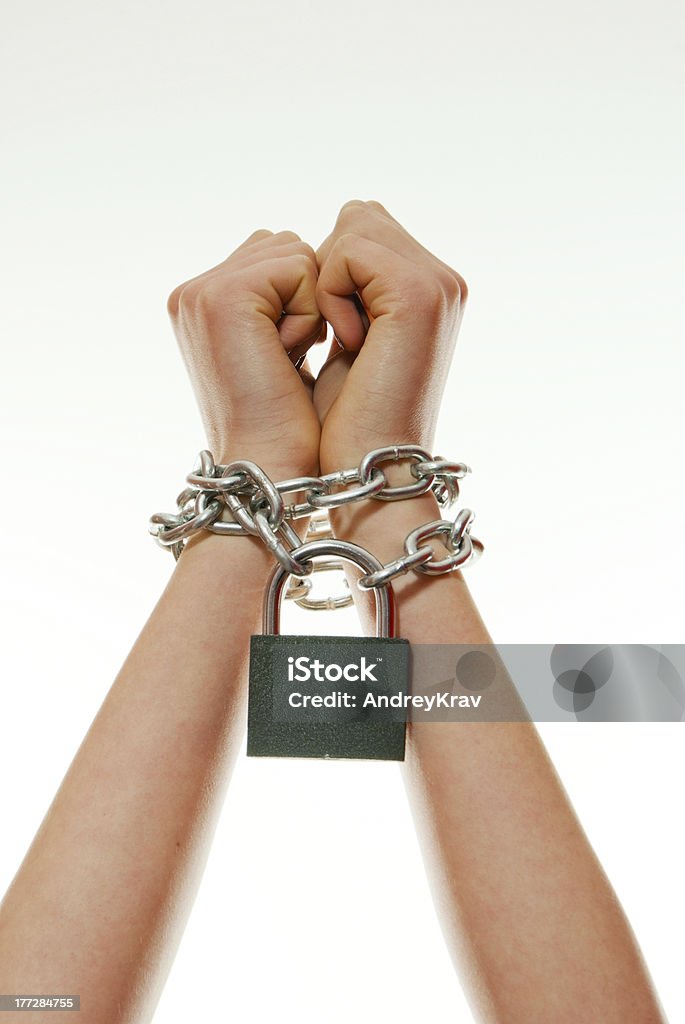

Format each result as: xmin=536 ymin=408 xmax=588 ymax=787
xmin=1 ymin=1 xmax=683 ymax=1021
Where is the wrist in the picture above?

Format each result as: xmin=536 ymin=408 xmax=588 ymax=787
xmin=178 ymin=510 xmax=313 ymax=591
xmin=179 ymin=524 xmax=278 ymax=576
xmin=217 ymin=454 xmax=319 ymax=484
xmin=211 ymin=434 xmax=320 ymax=483
xmin=328 ymin=493 xmax=487 ymax=643
xmin=326 ymin=453 xmax=443 ymax=559
xmin=329 ymin=491 xmax=440 ymax=549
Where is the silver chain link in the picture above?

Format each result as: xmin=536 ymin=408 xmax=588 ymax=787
xmin=288 ymin=513 xmax=354 ymax=609
xmin=149 ymin=444 xmax=482 ymax=606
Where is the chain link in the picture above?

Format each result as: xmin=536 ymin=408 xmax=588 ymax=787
xmin=358 ymin=445 xmax=436 ymax=500
xmin=149 ymin=445 xmax=483 ymax=602
xmin=358 ymin=511 xmax=483 ymax=590
xmin=283 ymin=513 xmax=353 ymax=609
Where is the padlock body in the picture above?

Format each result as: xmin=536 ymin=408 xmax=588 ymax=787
xmin=248 ymin=635 xmax=410 ymax=761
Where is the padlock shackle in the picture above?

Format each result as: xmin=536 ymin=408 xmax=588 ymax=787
xmin=263 ymin=539 xmax=400 ymax=638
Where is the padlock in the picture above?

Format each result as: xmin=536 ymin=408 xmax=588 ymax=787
xmin=247 ymin=538 xmax=410 ymax=761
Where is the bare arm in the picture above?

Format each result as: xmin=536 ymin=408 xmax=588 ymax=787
xmin=0 ymin=227 xmax=326 ymax=1023
xmin=332 ymin=487 xmax=667 ymax=1023
xmin=312 ymin=198 xmax=667 ymax=1022
xmin=0 ymin=532 xmax=271 ymax=1022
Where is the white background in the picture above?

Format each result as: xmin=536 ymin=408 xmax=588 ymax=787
xmin=1 ymin=0 xmax=683 ymax=1020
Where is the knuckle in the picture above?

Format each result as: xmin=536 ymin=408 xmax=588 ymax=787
xmin=166 ymin=283 xmax=185 ymax=319
xmin=442 ymin=269 xmax=466 ymax=304
xmin=333 ymin=230 xmax=358 ymax=249
xmin=413 ymin=274 xmax=452 ymax=320
xmin=193 ymin=278 xmax=233 ymax=325
xmin=167 ymin=272 xmax=237 ymax=322
xmin=247 ymin=228 xmax=273 ymax=242
xmin=170 ymin=276 xmax=236 ymax=329
xmin=290 ymin=251 xmax=318 ymax=282
xmin=272 ymin=229 xmax=302 ymax=244
xmin=337 ymin=198 xmax=387 ymax=222
xmin=291 ymin=240 xmax=317 ymax=262
xmin=432 ymin=256 xmax=468 ymax=305
xmin=454 ymin=271 xmax=468 ymax=303
xmin=337 ymin=199 xmax=367 ymax=222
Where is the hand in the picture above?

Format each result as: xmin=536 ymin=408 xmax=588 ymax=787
xmin=312 ymin=200 xmax=468 ymax=475
xmin=166 ymin=229 xmax=326 ymax=480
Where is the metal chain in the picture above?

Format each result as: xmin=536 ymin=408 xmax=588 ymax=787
xmin=149 ymin=445 xmax=482 ymax=605
xmin=285 ymin=513 xmax=354 ymax=609
xmin=357 ymin=508 xmax=484 ymax=590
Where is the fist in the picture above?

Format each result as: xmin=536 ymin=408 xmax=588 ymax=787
xmin=166 ymin=229 xmax=326 ymax=480
xmin=312 ymin=200 xmax=468 ymax=475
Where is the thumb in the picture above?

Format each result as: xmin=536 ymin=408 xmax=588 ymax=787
xmin=312 ymin=341 xmax=356 ymax=424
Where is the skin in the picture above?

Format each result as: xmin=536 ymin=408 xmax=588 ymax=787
xmin=312 ymin=200 xmax=465 ymax=472
xmin=314 ymin=201 xmax=666 ymax=1022
xmin=0 ymin=200 xmax=667 ymax=1023
xmin=165 ymin=227 xmax=325 ymax=478
xmin=0 ymin=228 xmax=321 ymax=1023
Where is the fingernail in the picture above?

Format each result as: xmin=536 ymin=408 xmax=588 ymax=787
xmin=334 ymin=333 xmax=345 ymax=350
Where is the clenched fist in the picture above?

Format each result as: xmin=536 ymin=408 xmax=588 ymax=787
xmin=166 ymin=204 xmax=467 ymax=494
xmin=166 ymin=229 xmax=326 ymax=480
xmin=313 ymin=199 xmax=467 ymax=476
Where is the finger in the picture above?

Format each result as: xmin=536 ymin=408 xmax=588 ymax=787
xmin=317 ymin=200 xmax=463 ymax=292
xmin=257 ymin=253 xmax=323 ymax=355
xmin=190 ymin=229 xmax=295 ymax=277
xmin=231 ymin=229 xmax=304 ymax=262
xmin=168 ymin=238 xmax=318 ymax=320
xmin=231 ymin=227 xmax=274 ymax=251
xmin=344 ymin=200 xmax=431 ymax=259
xmin=171 ymin=231 xmax=304 ymax=294
xmin=166 ymin=230 xmax=276 ymax=316
xmin=316 ymin=200 xmax=417 ymax=272
xmin=364 ymin=201 xmax=467 ymax=284
xmin=212 ymin=234 xmax=314 ymax=277
xmin=315 ymin=233 xmax=415 ymax=352
xmin=351 ymin=291 xmax=371 ymax=333
xmin=312 ymin=344 xmax=356 ymax=423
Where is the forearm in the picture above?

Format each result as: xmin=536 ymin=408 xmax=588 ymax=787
xmin=330 ymin=486 xmax=665 ymax=1023
xmin=0 ymin=530 xmax=275 ymax=1024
